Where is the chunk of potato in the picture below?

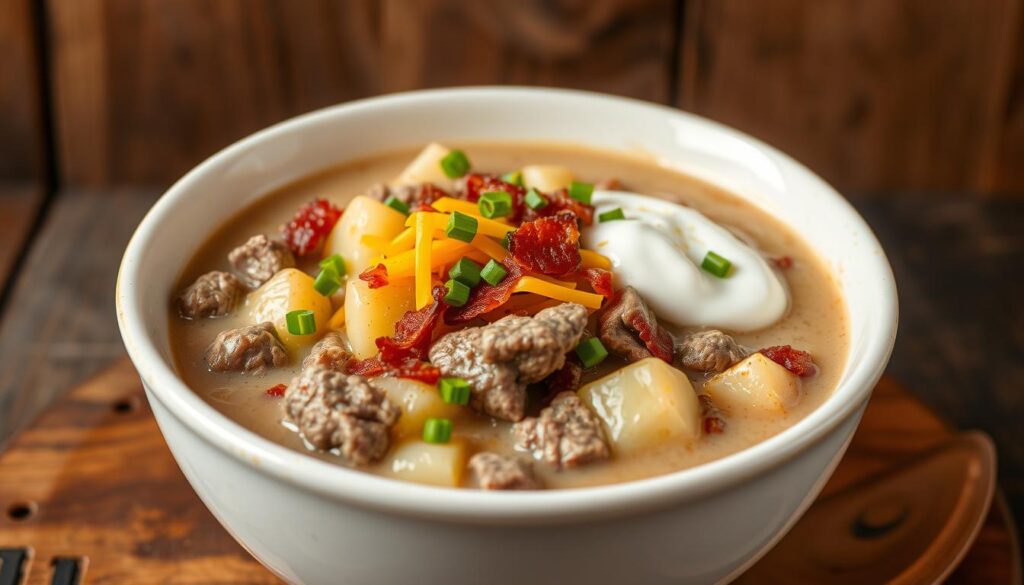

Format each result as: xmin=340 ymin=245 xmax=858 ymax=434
xmin=372 ymin=377 xmax=463 ymax=440
xmin=521 ymin=165 xmax=574 ymax=193
xmin=324 ymin=195 xmax=407 ymax=274
xmin=246 ymin=268 xmax=333 ymax=355
xmin=382 ymin=440 xmax=466 ymax=488
xmin=578 ymin=357 xmax=701 ymax=455
xmin=704 ymin=353 xmax=801 ymax=417
xmin=392 ymin=142 xmax=452 ymax=187
xmin=344 ymin=277 xmax=415 ymax=359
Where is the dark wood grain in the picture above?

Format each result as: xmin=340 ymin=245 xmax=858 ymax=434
xmin=0 ymin=361 xmax=1015 ymax=583
xmin=0 ymin=189 xmax=157 ymax=451
xmin=679 ymin=0 xmax=1021 ymax=193
xmin=0 ymin=184 xmax=42 ymax=295
xmin=47 ymin=0 xmax=379 ymax=187
xmin=379 ymin=0 xmax=677 ymax=100
xmin=990 ymin=11 xmax=1024 ymax=193
xmin=0 ymin=0 xmax=41 ymax=181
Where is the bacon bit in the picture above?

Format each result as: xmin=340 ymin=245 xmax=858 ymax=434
xmin=621 ymin=301 xmax=674 ymax=363
xmin=445 ymin=260 xmax=524 ymax=324
xmin=760 ymin=345 xmax=817 ymax=377
xmin=359 ymin=263 xmax=389 ymax=289
xmin=460 ymin=173 xmax=529 ymax=221
xmin=524 ymin=188 xmax=595 ymax=226
xmin=699 ymin=394 xmax=726 ymax=434
xmin=576 ymin=268 xmax=614 ymax=299
xmin=771 ymin=256 xmax=794 ymax=270
xmin=540 ymin=356 xmax=583 ymax=406
xmin=265 ymin=383 xmax=287 ymax=398
xmin=411 ymin=184 xmax=448 ymax=212
xmin=347 ymin=356 xmax=441 ymax=384
xmin=281 ymin=198 xmax=343 ymax=256
xmin=509 ymin=214 xmax=582 ymax=276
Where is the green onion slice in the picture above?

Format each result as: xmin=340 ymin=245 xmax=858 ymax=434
xmin=478 ymin=191 xmax=513 ymax=219
xmin=384 ymin=195 xmax=410 ymax=215
xmin=285 ymin=309 xmax=317 ymax=336
xmin=568 ymin=181 xmax=594 ymax=205
xmin=701 ymin=251 xmax=732 ymax=278
xmin=480 ymin=259 xmax=508 ymax=286
xmin=500 ymin=171 xmax=523 ymax=186
xmin=445 ymin=211 xmax=478 ymax=243
xmin=313 ymin=266 xmax=341 ymax=297
xmin=319 ymin=254 xmax=347 ymax=278
xmin=524 ymin=188 xmax=548 ymax=210
xmin=438 ymin=377 xmax=471 ymax=405
xmin=598 ymin=208 xmax=625 ymax=222
xmin=444 ymin=279 xmax=471 ymax=307
xmin=440 ymin=150 xmax=471 ymax=178
xmin=575 ymin=337 xmax=609 ymax=368
xmin=448 ymin=257 xmax=482 ymax=287
xmin=423 ymin=418 xmax=453 ymax=444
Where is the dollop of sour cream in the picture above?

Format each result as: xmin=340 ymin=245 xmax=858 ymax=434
xmin=582 ymin=191 xmax=788 ymax=331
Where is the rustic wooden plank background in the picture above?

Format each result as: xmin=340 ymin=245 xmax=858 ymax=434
xmin=0 ymin=0 xmax=40 ymax=183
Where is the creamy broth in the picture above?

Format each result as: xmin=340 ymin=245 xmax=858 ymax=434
xmin=169 ymin=143 xmax=848 ymax=489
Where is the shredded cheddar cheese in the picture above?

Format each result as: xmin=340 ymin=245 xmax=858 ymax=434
xmin=470 ymin=234 xmax=509 ymax=261
xmin=328 ymin=306 xmax=346 ymax=330
xmin=513 ymin=276 xmax=603 ymax=309
xmin=580 ymin=249 xmax=612 ymax=270
xmin=414 ymin=213 xmax=433 ymax=309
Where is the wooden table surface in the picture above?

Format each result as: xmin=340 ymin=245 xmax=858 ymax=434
xmin=0 ymin=185 xmax=1021 ymax=536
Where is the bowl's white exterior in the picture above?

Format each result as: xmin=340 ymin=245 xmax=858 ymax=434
xmin=116 ymin=88 xmax=897 ymax=585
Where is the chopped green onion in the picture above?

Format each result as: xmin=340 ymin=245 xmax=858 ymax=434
xmin=313 ymin=266 xmax=341 ymax=296
xmin=568 ymin=181 xmax=594 ymax=205
xmin=320 ymin=254 xmax=347 ymax=278
xmin=501 ymin=171 xmax=523 ymax=186
xmin=383 ymin=195 xmax=410 ymax=215
xmin=701 ymin=251 xmax=732 ymax=278
xmin=423 ymin=418 xmax=453 ymax=444
xmin=478 ymin=190 xmax=513 ymax=219
xmin=285 ymin=309 xmax=316 ymax=336
xmin=440 ymin=150 xmax=471 ymax=178
xmin=524 ymin=188 xmax=548 ymax=210
xmin=444 ymin=279 xmax=471 ymax=307
xmin=575 ymin=337 xmax=608 ymax=368
xmin=500 ymin=232 xmax=511 ymax=249
xmin=598 ymin=208 xmax=625 ymax=222
xmin=480 ymin=259 xmax=507 ymax=286
xmin=448 ymin=257 xmax=481 ymax=287
xmin=445 ymin=211 xmax=478 ymax=242
xmin=438 ymin=377 xmax=471 ymax=405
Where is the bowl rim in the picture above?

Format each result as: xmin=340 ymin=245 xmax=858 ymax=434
xmin=116 ymin=86 xmax=898 ymax=523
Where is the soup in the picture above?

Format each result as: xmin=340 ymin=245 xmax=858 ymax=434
xmin=169 ymin=143 xmax=848 ymax=490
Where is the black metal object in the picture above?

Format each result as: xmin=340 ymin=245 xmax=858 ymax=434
xmin=50 ymin=557 xmax=80 ymax=585
xmin=0 ymin=549 xmax=27 ymax=585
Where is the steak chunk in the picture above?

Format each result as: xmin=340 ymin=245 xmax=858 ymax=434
xmin=675 ymin=330 xmax=746 ymax=373
xmin=228 ymin=234 xmax=295 ymax=287
xmin=177 ymin=271 xmax=245 ymax=319
xmin=429 ymin=303 xmax=588 ymax=421
xmin=205 ymin=322 xmax=288 ymax=373
xmin=284 ymin=365 xmax=400 ymax=465
xmin=302 ymin=331 xmax=351 ymax=371
xmin=598 ymin=286 xmax=673 ymax=362
xmin=469 ymin=452 xmax=542 ymax=490
xmin=513 ymin=392 xmax=609 ymax=469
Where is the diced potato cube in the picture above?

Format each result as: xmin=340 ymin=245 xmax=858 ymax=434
xmin=324 ymin=195 xmax=407 ymax=274
xmin=578 ymin=357 xmax=701 ymax=455
xmin=704 ymin=353 xmax=801 ymax=417
xmin=343 ymin=277 xmax=415 ymax=359
xmin=246 ymin=268 xmax=333 ymax=354
xmin=382 ymin=440 xmax=466 ymax=488
xmin=373 ymin=377 xmax=463 ymax=440
xmin=521 ymin=165 xmax=574 ymax=193
xmin=392 ymin=142 xmax=453 ymax=187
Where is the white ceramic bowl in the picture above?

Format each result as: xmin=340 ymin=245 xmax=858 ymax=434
xmin=116 ymin=88 xmax=897 ymax=585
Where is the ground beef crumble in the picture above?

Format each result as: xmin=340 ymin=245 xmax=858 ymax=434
xmin=177 ymin=270 xmax=245 ymax=319
xmin=205 ymin=322 xmax=288 ymax=373
xmin=513 ymin=392 xmax=610 ymax=469
xmin=228 ymin=234 xmax=295 ymax=287
xmin=469 ymin=452 xmax=542 ymax=490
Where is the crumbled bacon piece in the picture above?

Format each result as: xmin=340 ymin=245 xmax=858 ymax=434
xmin=411 ymin=184 xmax=448 ymax=212
xmin=445 ymin=260 xmax=524 ymax=324
xmin=347 ymin=356 xmax=441 ymax=384
xmin=622 ymin=302 xmax=674 ymax=362
xmin=281 ymin=198 xmax=342 ymax=256
xmin=771 ymin=256 xmax=793 ymax=270
xmin=699 ymin=394 xmax=726 ymax=434
xmin=265 ymin=383 xmax=287 ymax=398
xmin=576 ymin=268 xmax=614 ymax=299
xmin=523 ymin=188 xmax=595 ymax=226
xmin=509 ymin=214 xmax=582 ymax=277
xmin=359 ymin=263 xmax=389 ymax=289
xmin=460 ymin=174 xmax=529 ymax=221
xmin=760 ymin=345 xmax=817 ymax=377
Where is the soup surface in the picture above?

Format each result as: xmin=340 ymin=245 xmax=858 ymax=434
xmin=170 ymin=143 xmax=848 ymax=490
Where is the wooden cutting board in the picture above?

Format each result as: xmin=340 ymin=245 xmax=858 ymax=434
xmin=0 ymin=359 xmax=1019 ymax=584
